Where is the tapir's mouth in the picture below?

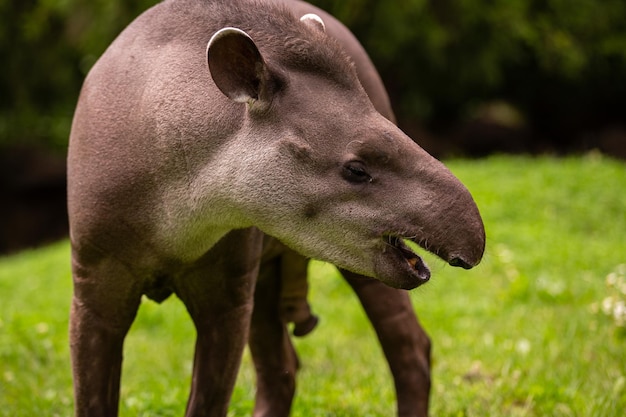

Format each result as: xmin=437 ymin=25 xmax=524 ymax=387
xmin=383 ymin=235 xmax=431 ymax=284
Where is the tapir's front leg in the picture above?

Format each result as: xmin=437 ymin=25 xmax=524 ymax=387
xmin=249 ymin=254 xmax=299 ymax=417
xmin=174 ymin=229 xmax=263 ymax=417
xmin=70 ymin=247 xmax=144 ymax=417
xmin=342 ymin=271 xmax=431 ymax=417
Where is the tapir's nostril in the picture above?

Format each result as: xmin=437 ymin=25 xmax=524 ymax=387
xmin=449 ymin=257 xmax=473 ymax=270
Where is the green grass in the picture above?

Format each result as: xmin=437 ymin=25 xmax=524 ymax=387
xmin=1 ymin=155 xmax=625 ymax=416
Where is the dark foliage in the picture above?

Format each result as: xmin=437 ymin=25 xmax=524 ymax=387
xmin=1 ymin=0 xmax=625 ymax=156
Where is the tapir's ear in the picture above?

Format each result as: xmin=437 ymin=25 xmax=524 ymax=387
xmin=207 ymin=27 xmax=269 ymax=104
xmin=300 ymin=13 xmax=326 ymax=33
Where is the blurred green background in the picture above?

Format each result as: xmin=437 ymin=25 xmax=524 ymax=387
xmin=2 ymin=0 xmax=626 ymax=155
xmin=1 ymin=0 xmax=626 ymax=252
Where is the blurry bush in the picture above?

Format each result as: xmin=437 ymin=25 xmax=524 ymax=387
xmin=1 ymin=0 xmax=625 ymax=156
xmin=312 ymin=0 xmax=626 ymax=155
xmin=0 ymin=0 xmax=158 ymax=151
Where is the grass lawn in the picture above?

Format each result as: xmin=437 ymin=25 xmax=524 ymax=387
xmin=1 ymin=155 xmax=625 ymax=416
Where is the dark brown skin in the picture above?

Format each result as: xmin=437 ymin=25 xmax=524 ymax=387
xmin=67 ymin=0 xmax=485 ymax=416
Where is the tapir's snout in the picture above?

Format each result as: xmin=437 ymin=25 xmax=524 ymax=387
xmin=441 ymin=198 xmax=486 ymax=271
xmin=379 ymin=159 xmax=486 ymax=289
xmin=329 ymin=123 xmax=487 ymax=290
xmin=449 ymin=256 xmax=474 ymax=270
xmin=447 ymin=237 xmax=485 ymax=270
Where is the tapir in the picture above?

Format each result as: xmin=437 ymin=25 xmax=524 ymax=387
xmin=66 ymin=1 xmax=485 ymax=416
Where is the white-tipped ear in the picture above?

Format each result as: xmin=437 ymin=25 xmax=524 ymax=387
xmin=207 ymin=27 xmax=268 ymax=103
xmin=300 ymin=13 xmax=326 ymax=33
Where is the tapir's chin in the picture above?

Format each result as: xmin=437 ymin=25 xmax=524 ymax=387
xmin=374 ymin=235 xmax=431 ymax=290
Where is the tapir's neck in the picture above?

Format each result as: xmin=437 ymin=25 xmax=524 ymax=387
xmin=152 ymin=173 xmax=251 ymax=264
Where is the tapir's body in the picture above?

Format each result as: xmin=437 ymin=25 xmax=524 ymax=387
xmin=67 ymin=0 xmax=485 ymax=416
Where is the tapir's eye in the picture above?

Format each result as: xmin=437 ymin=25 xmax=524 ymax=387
xmin=342 ymin=161 xmax=372 ymax=184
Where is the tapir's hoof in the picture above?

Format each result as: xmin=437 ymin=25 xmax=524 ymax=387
xmin=292 ymin=314 xmax=319 ymax=337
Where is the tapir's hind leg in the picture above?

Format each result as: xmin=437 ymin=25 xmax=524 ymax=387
xmin=70 ymin=249 xmax=143 ymax=417
xmin=277 ymin=250 xmax=318 ymax=337
xmin=249 ymin=254 xmax=300 ymax=417
xmin=342 ymin=271 xmax=431 ymax=417
xmin=249 ymin=255 xmax=431 ymax=417
xmin=174 ymin=229 xmax=263 ymax=417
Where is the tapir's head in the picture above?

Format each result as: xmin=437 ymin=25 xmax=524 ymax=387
xmin=206 ymin=13 xmax=485 ymax=290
